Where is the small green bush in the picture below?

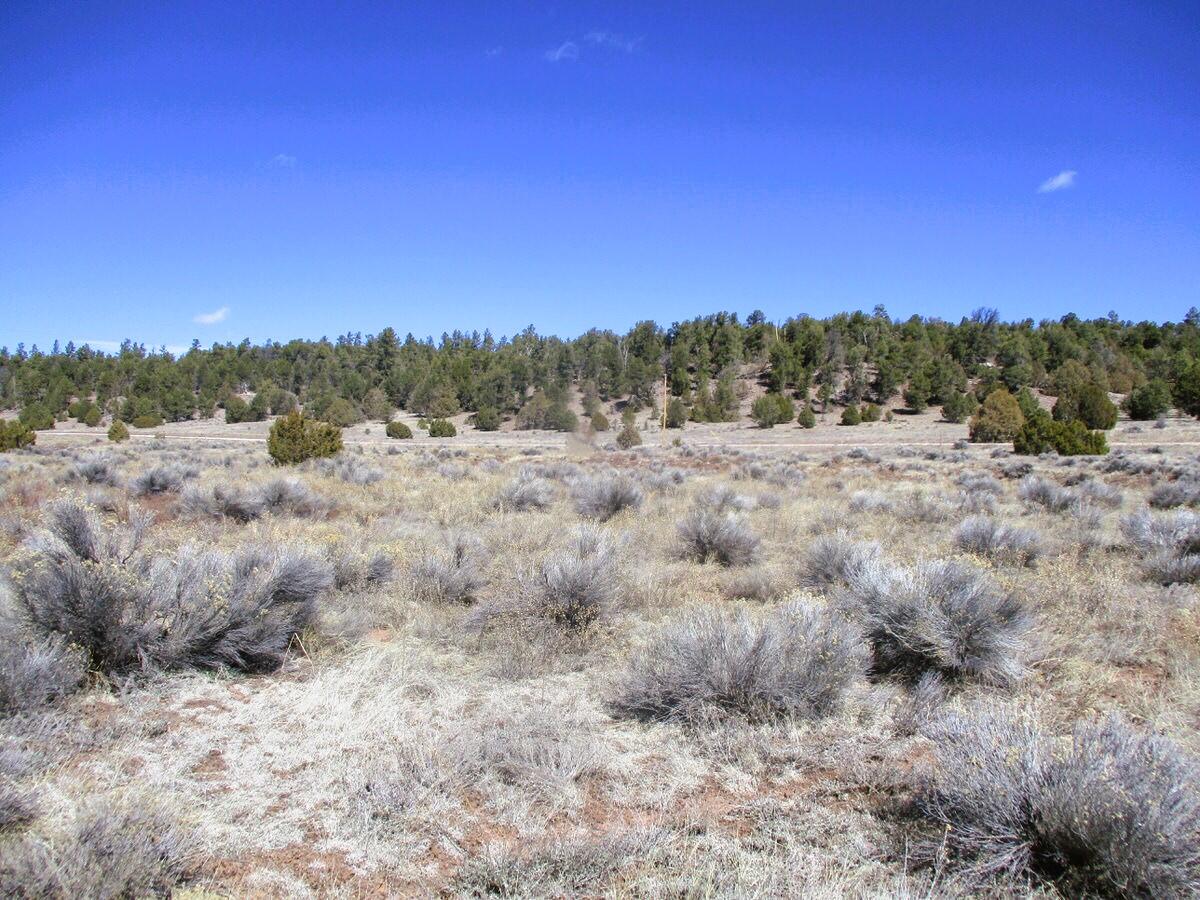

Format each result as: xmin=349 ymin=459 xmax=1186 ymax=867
xmin=385 ymin=421 xmax=413 ymax=439
xmin=590 ymin=411 xmax=610 ymax=432
xmin=751 ymin=393 xmax=795 ymax=428
xmin=665 ymin=397 xmax=688 ymax=429
xmin=474 ymin=407 xmax=500 ymax=431
xmin=941 ymin=390 xmax=978 ymax=424
xmin=131 ymin=414 xmax=164 ymax=429
xmin=1125 ymin=379 xmax=1172 ymax=421
xmin=324 ymin=397 xmax=364 ymax=427
xmin=616 ymin=423 xmax=642 ymax=448
xmin=0 ymin=420 xmax=36 ymax=451
xmin=969 ymin=388 xmax=1024 ymax=442
xmin=18 ymin=403 xmax=54 ymax=431
xmin=861 ymin=403 xmax=881 ymax=422
xmin=428 ymin=419 xmax=457 ymax=438
xmin=268 ymin=412 xmax=343 ymax=464
xmin=1053 ymin=382 xmax=1117 ymax=430
xmin=1014 ymin=410 xmax=1108 ymax=456
xmin=82 ymin=406 xmax=102 ymax=427
xmin=797 ymin=404 xmax=816 ymax=428
xmin=107 ymin=421 xmax=130 ymax=443
xmin=840 ymin=405 xmax=862 ymax=426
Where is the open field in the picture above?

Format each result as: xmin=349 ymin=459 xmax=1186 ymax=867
xmin=2 ymin=430 xmax=1200 ymax=898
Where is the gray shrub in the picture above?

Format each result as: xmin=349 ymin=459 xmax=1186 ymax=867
xmin=0 ymin=799 xmax=194 ymax=898
xmin=494 ymin=471 xmax=557 ymax=512
xmin=800 ymin=531 xmax=881 ymax=591
xmin=841 ymin=557 xmax=1028 ymax=685
xmin=0 ymin=624 xmax=86 ymax=716
xmin=411 ymin=533 xmax=486 ymax=603
xmin=9 ymin=500 xmax=333 ymax=676
xmin=68 ymin=454 xmax=121 ymax=487
xmin=1121 ymin=509 xmax=1200 ymax=584
xmin=914 ymin=706 xmax=1200 ymax=897
xmin=1017 ymin=475 xmax=1074 ymax=512
xmin=571 ymin=473 xmax=644 ymax=522
xmin=1149 ymin=480 xmax=1200 ymax=510
xmin=611 ymin=602 xmax=866 ymax=724
xmin=130 ymin=463 xmax=197 ymax=496
xmin=954 ymin=515 xmax=1043 ymax=566
xmin=522 ymin=524 xmax=619 ymax=629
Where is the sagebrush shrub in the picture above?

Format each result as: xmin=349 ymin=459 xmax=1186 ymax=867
xmin=494 ymin=471 xmax=556 ymax=512
xmin=412 ymin=533 xmax=486 ymax=603
xmin=1150 ymin=480 xmax=1200 ymax=509
xmin=0 ymin=623 xmax=86 ymax=715
xmin=611 ymin=602 xmax=866 ymax=724
xmin=676 ymin=507 xmax=759 ymax=567
xmin=841 ymin=557 xmax=1028 ymax=685
xmin=914 ymin=706 xmax=1200 ymax=897
xmin=571 ymin=473 xmax=644 ymax=522
xmin=1017 ymin=475 xmax=1073 ymax=512
xmin=800 ymin=531 xmax=881 ymax=591
xmin=130 ymin=463 xmax=197 ymax=496
xmin=1121 ymin=509 xmax=1200 ymax=584
xmin=0 ymin=799 xmax=194 ymax=898
xmin=954 ymin=515 xmax=1043 ymax=566
xmin=69 ymin=454 xmax=120 ymax=486
xmin=522 ymin=524 xmax=618 ymax=629
xmin=9 ymin=500 xmax=333 ymax=675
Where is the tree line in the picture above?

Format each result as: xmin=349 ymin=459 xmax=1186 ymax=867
xmin=4 ymin=307 xmax=1200 ymax=432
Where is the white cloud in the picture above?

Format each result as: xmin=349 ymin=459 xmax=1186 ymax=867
xmin=486 ymin=46 xmax=503 ymax=58
xmin=544 ymin=41 xmax=579 ymax=62
xmin=1037 ymin=170 xmax=1077 ymax=193
xmin=584 ymin=30 xmax=642 ymax=52
xmin=269 ymin=153 xmax=297 ymax=168
xmin=193 ymin=306 xmax=229 ymax=325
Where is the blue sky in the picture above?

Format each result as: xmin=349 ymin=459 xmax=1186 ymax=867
xmin=2 ymin=1 xmax=1198 ymax=352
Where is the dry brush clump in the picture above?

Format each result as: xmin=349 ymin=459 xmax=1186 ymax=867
xmin=571 ymin=472 xmax=644 ymax=522
xmin=912 ymin=705 xmax=1200 ymax=897
xmin=66 ymin=454 xmax=121 ymax=487
xmin=800 ymin=531 xmax=882 ymax=592
xmin=676 ymin=491 xmax=760 ymax=567
xmin=1017 ymin=475 xmax=1074 ymax=512
xmin=610 ymin=601 xmax=866 ymax=724
xmin=494 ymin=470 xmax=557 ymax=512
xmin=6 ymin=499 xmax=333 ymax=677
xmin=1121 ymin=509 xmax=1200 ymax=585
xmin=0 ymin=798 xmax=195 ymax=898
xmin=840 ymin=557 xmax=1029 ymax=686
xmin=180 ymin=477 xmax=331 ymax=522
xmin=130 ymin=463 xmax=197 ymax=496
xmin=520 ymin=524 xmax=620 ymax=629
xmin=0 ymin=623 xmax=86 ymax=716
xmin=411 ymin=532 xmax=486 ymax=603
xmin=1149 ymin=479 xmax=1200 ymax=510
xmin=953 ymin=515 xmax=1043 ymax=566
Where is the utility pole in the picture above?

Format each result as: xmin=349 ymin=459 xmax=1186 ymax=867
xmin=661 ymin=372 xmax=668 ymax=440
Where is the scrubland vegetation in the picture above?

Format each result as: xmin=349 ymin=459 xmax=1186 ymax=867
xmin=2 ymin=418 xmax=1199 ymax=898
xmin=3 ymin=309 xmax=1200 ymax=896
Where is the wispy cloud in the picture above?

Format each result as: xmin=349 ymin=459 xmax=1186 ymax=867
xmin=193 ymin=306 xmax=229 ymax=325
xmin=486 ymin=45 xmax=503 ymax=58
xmin=584 ymin=30 xmax=642 ymax=53
xmin=268 ymin=153 xmax=297 ymax=168
xmin=544 ymin=41 xmax=579 ymax=62
xmin=1037 ymin=170 xmax=1077 ymax=193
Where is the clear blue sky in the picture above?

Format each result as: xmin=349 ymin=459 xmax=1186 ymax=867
xmin=2 ymin=1 xmax=1198 ymax=352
